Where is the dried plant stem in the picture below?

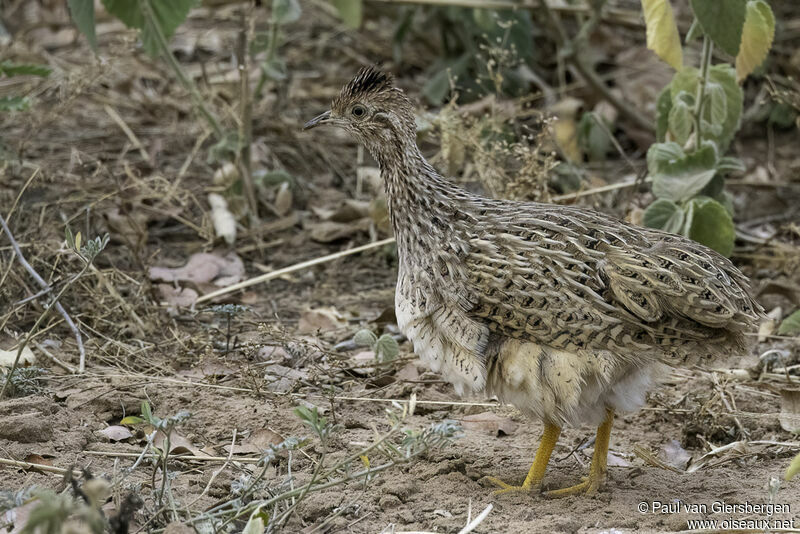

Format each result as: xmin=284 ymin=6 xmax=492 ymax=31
xmin=140 ymin=0 xmax=223 ymax=140
xmin=0 ymin=213 xmax=85 ymax=378
xmin=0 ymin=457 xmax=81 ymax=477
xmin=539 ymin=0 xmax=652 ymax=131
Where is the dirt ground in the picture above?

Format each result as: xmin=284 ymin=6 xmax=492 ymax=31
xmin=2 ymin=2 xmax=800 ymax=534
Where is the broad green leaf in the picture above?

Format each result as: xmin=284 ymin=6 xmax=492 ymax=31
xmin=376 ymin=334 xmax=399 ymax=360
xmin=778 ymin=310 xmax=800 ymax=336
xmin=686 ymin=196 xmax=735 ymax=256
xmin=353 ymin=329 xmax=378 ymax=348
xmin=643 ymin=199 xmax=684 ymax=233
xmin=273 ymin=0 xmax=302 ymax=24
xmin=640 ymin=0 xmax=683 ymax=70
xmin=0 ymin=62 xmax=52 ymax=77
xmin=655 ymin=86 xmax=672 ymax=141
xmin=667 ymin=99 xmax=692 ymax=145
xmin=786 ymin=452 xmax=800 ymax=481
xmin=670 ymin=67 xmax=699 ymax=98
xmin=422 ymin=54 xmax=470 ymax=105
xmin=735 ymin=0 xmax=775 ymax=82
xmin=649 ymin=142 xmax=719 ymax=202
xmin=577 ymin=112 xmax=611 ymax=162
xmin=705 ymin=82 xmax=727 ymax=125
xmin=689 ymin=0 xmax=747 ymax=56
xmin=707 ymin=65 xmax=743 ymax=151
xmin=332 ymin=0 xmax=361 ymax=28
xmin=120 ymin=416 xmax=145 ymax=425
xmin=717 ymin=156 xmax=745 ymax=173
xmin=102 ymin=0 xmax=199 ymax=57
xmin=68 ymin=0 xmax=97 ymax=51
xmin=0 ymin=96 xmax=28 ymax=111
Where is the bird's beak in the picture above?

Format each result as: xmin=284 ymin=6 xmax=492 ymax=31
xmin=303 ymin=110 xmax=331 ymax=130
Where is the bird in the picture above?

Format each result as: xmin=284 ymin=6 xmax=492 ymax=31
xmin=304 ymin=66 xmax=763 ymax=496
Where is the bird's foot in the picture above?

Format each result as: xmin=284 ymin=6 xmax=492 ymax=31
xmin=544 ymin=472 xmax=604 ymax=498
xmin=486 ymin=476 xmax=540 ymax=495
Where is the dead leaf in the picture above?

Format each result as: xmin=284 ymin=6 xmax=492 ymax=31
xmin=606 ymin=451 xmax=631 ymax=467
xmin=149 ymin=252 xmax=244 ymax=287
xmin=153 ymin=430 xmax=203 ymax=456
xmin=157 ymin=285 xmax=199 ymax=308
xmin=99 ymin=425 xmax=134 ymax=441
xmin=396 ymin=362 xmax=420 ymax=382
xmin=23 ymin=454 xmax=54 ymax=468
xmin=659 ymin=439 xmax=691 ymax=471
xmin=759 ymin=306 xmax=782 ymax=342
xmin=208 ymin=193 xmax=237 ymax=245
xmin=460 ymin=412 xmax=518 ymax=436
xmin=0 ymin=346 xmax=35 ymax=368
xmin=274 ymin=182 xmax=293 ymax=216
xmin=225 ymin=428 xmax=283 ymax=454
xmin=308 ymin=219 xmax=370 ymax=243
xmin=780 ymin=389 xmax=800 ymax=432
xmin=298 ymin=307 xmax=347 ymax=334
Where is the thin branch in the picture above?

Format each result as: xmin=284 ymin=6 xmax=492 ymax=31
xmin=0 ymin=212 xmax=86 ymax=372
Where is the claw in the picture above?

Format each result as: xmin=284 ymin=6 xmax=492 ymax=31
xmin=544 ymin=473 xmax=604 ymax=497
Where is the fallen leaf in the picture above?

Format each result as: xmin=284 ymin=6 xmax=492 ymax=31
xmin=298 ymin=307 xmax=347 ymax=334
xmin=274 ymin=182 xmax=293 ymax=216
xmin=659 ymin=439 xmax=691 ymax=471
xmin=153 ymin=430 xmax=203 ymax=456
xmin=780 ymin=389 xmax=800 ymax=432
xmin=157 ymin=285 xmax=199 ymax=308
xmin=225 ymin=428 xmax=283 ymax=454
xmin=23 ymin=454 xmax=53 ymax=468
xmin=307 ymin=219 xmax=370 ymax=243
xmin=149 ymin=252 xmax=244 ymax=287
xmin=758 ymin=306 xmax=782 ymax=342
xmin=0 ymin=346 xmax=35 ymax=368
xmin=99 ymin=425 xmax=134 ymax=441
xmin=396 ymin=362 xmax=420 ymax=382
xmin=208 ymin=193 xmax=237 ymax=245
xmin=460 ymin=412 xmax=518 ymax=436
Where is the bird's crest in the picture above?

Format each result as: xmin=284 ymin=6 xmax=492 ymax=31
xmin=342 ymin=66 xmax=394 ymax=98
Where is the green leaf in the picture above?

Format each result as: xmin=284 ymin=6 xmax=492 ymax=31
xmin=707 ymin=65 xmax=743 ymax=151
xmin=331 ymin=0 xmax=361 ymax=28
xmin=422 ymin=54 xmax=470 ymax=105
xmin=685 ymin=196 xmax=735 ymax=256
xmin=786 ymin=451 xmax=800 ymax=481
xmin=705 ymin=82 xmax=727 ymax=126
xmin=273 ymin=0 xmax=302 ymax=24
xmin=649 ymin=142 xmax=719 ymax=202
xmin=0 ymin=62 xmax=52 ymax=77
xmin=655 ymin=86 xmax=672 ymax=141
xmin=689 ymin=0 xmax=747 ymax=56
xmin=777 ymin=310 xmax=800 ymax=336
xmin=376 ymin=334 xmax=399 ymax=360
xmin=735 ymin=0 xmax=775 ymax=82
xmin=667 ymin=99 xmax=692 ymax=145
xmin=353 ymin=329 xmax=378 ymax=348
xmin=68 ymin=0 xmax=97 ymax=51
xmin=717 ymin=156 xmax=745 ymax=174
xmin=643 ymin=199 xmax=685 ymax=233
xmin=0 ymin=96 xmax=28 ymax=111
xmin=102 ymin=0 xmax=199 ymax=56
xmin=577 ymin=112 xmax=611 ymax=162
xmin=260 ymin=56 xmax=287 ymax=81
xmin=120 ymin=416 xmax=145 ymax=425
xmin=640 ymin=0 xmax=683 ymax=70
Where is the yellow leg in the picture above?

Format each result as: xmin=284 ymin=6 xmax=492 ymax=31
xmin=546 ymin=408 xmax=614 ymax=497
xmin=488 ymin=421 xmax=561 ymax=494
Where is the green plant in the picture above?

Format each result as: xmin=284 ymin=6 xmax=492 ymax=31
xmin=394 ymin=7 xmax=536 ymax=105
xmin=0 ymin=61 xmax=52 ymax=111
xmin=640 ymin=0 xmax=775 ymax=256
xmin=353 ymin=328 xmax=400 ymax=362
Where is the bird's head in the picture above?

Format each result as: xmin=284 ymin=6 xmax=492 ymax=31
xmin=303 ymin=66 xmax=416 ymax=158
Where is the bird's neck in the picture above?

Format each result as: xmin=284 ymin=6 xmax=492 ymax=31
xmin=372 ymin=138 xmax=474 ymax=260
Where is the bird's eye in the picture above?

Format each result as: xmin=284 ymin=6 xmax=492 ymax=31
xmin=351 ymin=105 xmax=367 ymax=118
